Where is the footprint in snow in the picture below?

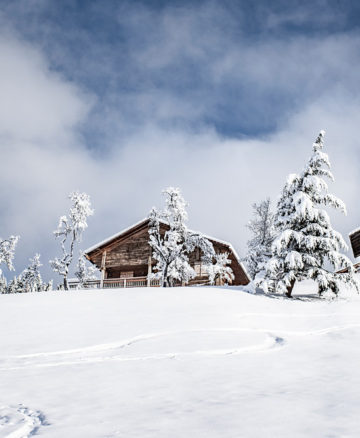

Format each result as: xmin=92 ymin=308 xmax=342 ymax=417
xmin=0 ymin=405 xmax=46 ymax=438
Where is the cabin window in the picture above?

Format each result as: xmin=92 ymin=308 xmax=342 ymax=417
xmin=107 ymin=269 xmax=120 ymax=278
xmin=195 ymin=248 xmax=200 ymax=261
xmin=120 ymin=271 xmax=134 ymax=278
xmin=194 ymin=263 xmax=202 ymax=275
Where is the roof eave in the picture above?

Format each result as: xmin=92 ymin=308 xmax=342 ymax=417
xmin=84 ymin=217 xmax=150 ymax=254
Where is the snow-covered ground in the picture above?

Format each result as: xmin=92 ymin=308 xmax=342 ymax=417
xmin=1 ymin=283 xmax=360 ymax=437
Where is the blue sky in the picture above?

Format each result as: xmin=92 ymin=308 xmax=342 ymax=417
xmin=0 ymin=0 xmax=360 ymax=280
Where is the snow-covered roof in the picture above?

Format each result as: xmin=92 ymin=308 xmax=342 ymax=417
xmin=349 ymin=227 xmax=360 ymax=237
xmin=84 ymin=217 xmax=250 ymax=281
xmin=84 ymin=218 xmax=149 ymax=254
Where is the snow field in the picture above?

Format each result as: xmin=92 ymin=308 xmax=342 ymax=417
xmin=0 ymin=284 xmax=360 ymax=437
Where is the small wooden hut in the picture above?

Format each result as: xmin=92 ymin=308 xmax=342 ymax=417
xmin=84 ymin=218 xmax=250 ymax=288
xmin=347 ymin=228 xmax=360 ymax=273
xmin=349 ymin=228 xmax=360 ymax=259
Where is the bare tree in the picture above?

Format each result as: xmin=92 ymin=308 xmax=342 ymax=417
xmin=50 ymin=192 xmax=94 ymax=290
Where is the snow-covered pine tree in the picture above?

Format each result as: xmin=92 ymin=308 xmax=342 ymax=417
xmin=0 ymin=235 xmax=19 ymax=277
xmin=264 ymin=131 xmax=358 ymax=297
xmin=19 ymin=254 xmax=43 ymax=292
xmin=6 ymin=277 xmax=15 ymax=294
xmin=244 ymin=199 xmax=274 ymax=284
xmin=149 ymin=187 xmax=215 ymax=287
xmin=206 ymin=252 xmax=234 ymax=285
xmin=7 ymin=276 xmax=23 ymax=294
xmin=50 ymin=192 xmax=94 ymax=290
xmin=75 ymin=251 xmax=99 ymax=288
xmin=2 ymin=255 xmax=51 ymax=294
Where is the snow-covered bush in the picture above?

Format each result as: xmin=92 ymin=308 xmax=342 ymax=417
xmin=44 ymin=280 xmax=53 ymax=292
xmin=19 ymin=254 xmax=43 ymax=292
xmin=2 ymin=254 xmax=53 ymax=294
xmin=75 ymin=251 xmax=99 ymax=288
xmin=149 ymin=187 xmax=215 ymax=287
xmin=264 ymin=131 xmax=358 ymax=297
xmin=19 ymin=254 xmax=53 ymax=292
xmin=206 ymin=252 xmax=234 ymax=285
xmin=0 ymin=275 xmax=7 ymax=294
xmin=50 ymin=192 xmax=94 ymax=290
xmin=244 ymin=198 xmax=274 ymax=284
xmin=5 ymin=276 xmax=22 ymax=294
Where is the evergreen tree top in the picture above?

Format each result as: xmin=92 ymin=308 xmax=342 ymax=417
xmin=313 ymin=130 xmax=325 ymax=152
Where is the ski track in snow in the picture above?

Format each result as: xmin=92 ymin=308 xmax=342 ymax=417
xmin=1 ymin=320 xmax=360 ymax=371
xmin=0 ymin=329 xmax=284 ymax=371
xmin=236 ymin=312 xmax=360 ymax=318
xmin=0 ymin=405 xmax=45 ymax=438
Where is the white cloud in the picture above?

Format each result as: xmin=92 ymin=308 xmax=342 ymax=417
xmin=0 ymin=33 xmax=91 ymax=144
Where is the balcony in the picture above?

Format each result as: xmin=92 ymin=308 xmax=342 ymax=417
xmin=68 ymin=276 xmax=161 ymax=290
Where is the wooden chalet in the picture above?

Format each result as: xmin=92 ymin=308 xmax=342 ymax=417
xmin=83 ymin=218 xmax=250 ymax=288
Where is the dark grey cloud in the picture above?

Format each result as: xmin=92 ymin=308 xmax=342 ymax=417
xmin=2 ymin=0 xmax=360 ymax=142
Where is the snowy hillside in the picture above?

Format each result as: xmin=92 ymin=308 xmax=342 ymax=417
xmin=1 ymin=284 xmax=360 ymax=437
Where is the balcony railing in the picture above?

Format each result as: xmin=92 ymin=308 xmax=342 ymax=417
xmin=68 ymin=276 xmax=161 ymax=290
xmin=67 ymin=275 xmax=214 ymax=290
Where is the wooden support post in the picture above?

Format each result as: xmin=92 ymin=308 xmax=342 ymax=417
xmin=147 ymin=254 xmax=152 ymax=287
xmin=100 ymin=250 xmax=107 ymax=289
xmin=100 ymin=270 xmax=105 ymax=289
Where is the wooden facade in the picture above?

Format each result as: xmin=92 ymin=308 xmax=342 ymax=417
xmin=84 ymin=219 xmax=250 ymax=287
xmin=349 ymin=229 xmax=360 ymax=259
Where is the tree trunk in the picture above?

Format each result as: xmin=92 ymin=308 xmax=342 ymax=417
xmin=162 ymin=265 xmax=169 ymax=287
xmin=63 ymin=276 xmax=69 ymax=291
xmin=285 ymin=278 xmax=295 ymax=298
